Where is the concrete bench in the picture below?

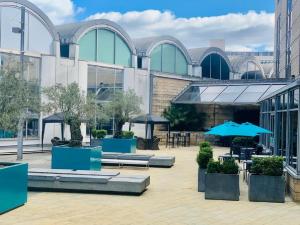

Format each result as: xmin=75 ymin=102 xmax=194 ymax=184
xmin=28 ymin=169 xmax=150 ymax=195
xmin=101 ymin=159 xmax=149 ymax=168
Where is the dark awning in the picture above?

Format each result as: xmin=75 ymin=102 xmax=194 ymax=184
xmin=131 ymin=114 xmax=169 ymax=124
xmin=42 ymin=113 xmax=65 ymax=149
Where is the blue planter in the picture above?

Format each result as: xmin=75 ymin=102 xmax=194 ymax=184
xmin=0 ymin=163 xmax=28 ymax=214
xmin=102 ymin=138 xmax=137 ymax=153
xmin=52 ymin=146 xmax=102 ymax=170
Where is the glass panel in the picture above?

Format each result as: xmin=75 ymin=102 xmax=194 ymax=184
xmin=290 ymin=88 xmax=299 ymax=109
xmin=175 ymin=49 xmax=188 ymax=75
xmin=79 ymin=30 xmax=96 ymax=61
xmin=214 ymin=85 xmax=247 ymax=103
xmin=277 ymin=112 xmax=287 ymax=157
xmin=289 ymin=110 xmax=298 ymax=170
xmin=162 ymin=44 xmax=175 ymax=74
xmin=175 ymin=86 xmax=206 ymax=102
xmin=0 ymin=6 xmax=21 ymax=50
xmin=235 ymin=85 xmax=270 ymax=103
xmin=115 ymin=35 xmax=131 ymax=67
xmin=27 ymin=12 xmax=53 ymax=54
xmin=150 ymin=45 xmax=162 ymax=72
xmin=199 ymin=86 xmax=227 ymax=102
xmin=98 ymin=29 xmax=114 ymax=64
xmin=259 ymin=85 xmax=286 ymax=100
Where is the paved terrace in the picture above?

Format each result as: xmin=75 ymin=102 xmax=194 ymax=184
xmin=1 ymin=146 xmax=300 ymax=225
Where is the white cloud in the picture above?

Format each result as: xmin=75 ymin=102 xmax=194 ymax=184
xmin=86 ymin=10 xmax=274 ymax=52
xmin=29 ymin=0 xmax=83 ymax=24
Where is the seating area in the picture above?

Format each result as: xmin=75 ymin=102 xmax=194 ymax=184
xmin=166 ymin=132 xmax=191 ymax=148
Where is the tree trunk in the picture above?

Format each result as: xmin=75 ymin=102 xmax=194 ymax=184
xmin=17 ymin=117 xmax=25 ymax=160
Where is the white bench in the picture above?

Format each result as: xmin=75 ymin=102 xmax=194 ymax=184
xmin=101 ymin=159 xmax=149 ymax=168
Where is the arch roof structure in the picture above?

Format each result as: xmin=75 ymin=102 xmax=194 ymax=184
xmin=56 ymin=19 xmax=136 ymax=55
xmin=188 ymin=47 xmax=233 ymax=71
xmin=229 ymin=55 xmax=265 ymax=78
xmin=133 ymin=35 xmax=192 ymax=64
xmin=0 ymin=0 xmax=59 ymax=42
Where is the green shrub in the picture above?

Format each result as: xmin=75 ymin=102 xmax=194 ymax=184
xmin=251 ymin=156 xmax=283 ymax=176
xmin=207 ymin=160 xmax=222 ymax=173
xmin=222 ymin=158 xmax=239 ymax=174
xmin=201 ymin=147 xmax=213 ymax=158
xmin=91 ymin=129 xmax=97 ymax=138
xmin=122 ymin=131 xmax=135 ymax=139
xmin=232 ymin=137 xmax=255 ymax=147
xmin=200 ymin=142 xmax=211 ymax=150
xmin=96 ymin=130 xmax=107 ymax=139
xmin=197 ymin=150 xmax=213 ymax=169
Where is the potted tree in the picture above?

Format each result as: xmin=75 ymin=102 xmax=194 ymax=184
xmin=101 ymin=90 xmax=142 ymax=153
xmin=205 ymin=158 xmax=240 ymax=201
xmin=43 ymin=83 xmax=102 ymax=170
xmin=196 ymin=142 xmax=213 ymax=192
xmin=249 ymin=156 xmax=285 ymax=203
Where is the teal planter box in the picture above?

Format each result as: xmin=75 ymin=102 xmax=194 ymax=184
xmin=52 ymin=146 xmax=102 ymax=170
xmin=102 ymin=138 xmax=137 ymax=153
xmin=0 ymin=163 xmax=28 ymax=214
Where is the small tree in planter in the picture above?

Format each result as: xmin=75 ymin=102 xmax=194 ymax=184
xmin=43 ymin=83 xmax=102 ymax=170
xmin=104 ymin=89 xmax=142 ymax=138
xmin=249 ymin=156 xmax=285 ymax=203
xmin=90 ymin=129 xmax=107 ymax=146
xmin=205 ymin=158 xmax=240 ymax=201
xmin=196 ymin=142 xmax=213 ymax=192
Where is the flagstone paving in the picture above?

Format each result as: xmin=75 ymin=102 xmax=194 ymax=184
xmin=1 ymin=146 xmax=300 ymax=225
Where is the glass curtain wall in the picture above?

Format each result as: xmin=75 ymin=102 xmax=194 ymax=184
xmin=260 ymin=87 xmax=299 ymax=172
xmin=0 ymin=52 xmax=40 ymax=139
xmin=150 ymin=44 xmax=188 ymax=76
xmin=87 ymin=66 xmax=124 ymax=134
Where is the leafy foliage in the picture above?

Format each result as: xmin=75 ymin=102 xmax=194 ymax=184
xmin=104 ymin=89 xmax=142 ymax=138
xmin=43 ymin=83 xmax=104 ymax=146
xmin=197 ymin=142 xmax=213 ymax=169
xmin=0 ymin=62 xmax=40 ymax=134
xmin=92 ymin=129 xmax=107 ymax=139
xmin=232 ymin=137 xmax=255 ymax=148
xmin=207 ymin=159 xmax=239 ymax=174
xmin=207 ymin=160 xmax=222 ymax=173
xmin=163 ymin=104 xmax=206 ymax=131
xmin=251 ymin=156 xmax=283 ymax=176
xmin=121 ymin=131 xmax=135 ymax=139
xmin=222 ymin=159 xmax=239 ymax=174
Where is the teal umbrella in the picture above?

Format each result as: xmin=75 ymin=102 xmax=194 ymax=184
xmin=239 ymin=122 xmax=272 ymax=134
xmin=205 ymin=121 xmax=257 ymax=137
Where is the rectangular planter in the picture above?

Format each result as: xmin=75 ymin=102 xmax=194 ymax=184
xmin=198 ymin=168 xmax=206 ymax=192
xmin=248 ymin=174 xmax=285 ymax=203
xmin=0 ymin=163 xmax=28 ymax=214
xmin=90 ymin=139 xmax=103 ymax=147
xmin=102 ymin=138 xmax=137 ymax=153
xmin=52 ymin=146 xmax=102 ymax=170
xmin=205 ymin=173 xmax=240 ymax=201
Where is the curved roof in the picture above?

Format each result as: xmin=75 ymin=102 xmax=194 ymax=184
xmin=133 ymin=35 xmax=192 ymax=64
xmin=0 ymin=0 xmax=59 ymax=41
xmin=188 ymin=47 xmax=232 ymax=71
xmin=229 ymin=55 xmax=265 ymax=78
xmin=56 ymin=19 xmax=136 ymax=55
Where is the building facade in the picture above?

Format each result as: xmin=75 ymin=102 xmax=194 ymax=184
xmin=0 ymin=0 xmax=280 ymax=147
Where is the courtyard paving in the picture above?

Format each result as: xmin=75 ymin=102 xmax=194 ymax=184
xmin=1 ymin=146 xmax=300 ymax=225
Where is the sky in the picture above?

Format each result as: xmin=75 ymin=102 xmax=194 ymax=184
xmin=29 ymin=0 xmax=275 ymax=51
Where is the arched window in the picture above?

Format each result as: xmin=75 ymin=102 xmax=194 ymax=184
xmin=150 ymin=44 xmax=188 ymax=75
xmin=0 ymin=5 xmax=54 ymax=55
xmin=78 ymin=28 xmax=132 ymax=67
xmin=201 ymin=53 xmax=230 ymax=80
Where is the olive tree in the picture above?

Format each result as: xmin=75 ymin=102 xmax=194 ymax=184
xmin=0 ymin=63 xmax=40 ymax=160
xmin=104 ymin=89 xmax=142 ymax=138
xmin=42 ymin=83 xmax=106 ymax=146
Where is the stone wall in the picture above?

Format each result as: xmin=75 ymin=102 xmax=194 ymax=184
xmin=151 ymin=76 xmax=190 ymax=116
xmin=287 ymin=173 xmax=300 ymax=201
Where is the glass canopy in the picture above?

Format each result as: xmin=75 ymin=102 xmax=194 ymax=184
xmin=173 ymin=83 xmax=286 ymax=105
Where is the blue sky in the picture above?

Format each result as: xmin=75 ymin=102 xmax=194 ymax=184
xmin=73 ymin=0 xmax=274 ymax=20
xmin=30 ymin=0 xmax=276 ymax=51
